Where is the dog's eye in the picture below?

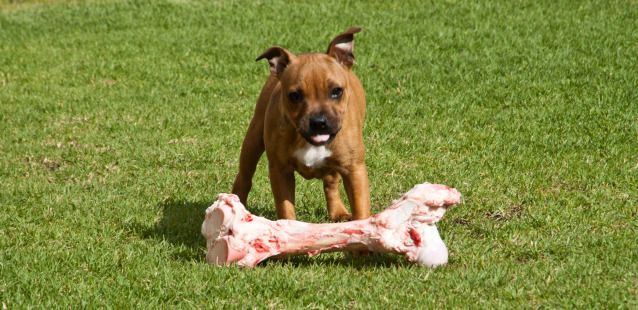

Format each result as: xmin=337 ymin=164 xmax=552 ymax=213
xmin=288 ymin=91 xmax=303 ymax=103
xmin=330 ymin=87 xmax=343 ymax=100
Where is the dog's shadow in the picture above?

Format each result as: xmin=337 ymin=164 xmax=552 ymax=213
xmin=137 ymin=198 xmax=406 ymax=268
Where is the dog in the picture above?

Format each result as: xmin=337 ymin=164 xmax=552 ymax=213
xmin=231 ymin=27 xmax=370 ymax=221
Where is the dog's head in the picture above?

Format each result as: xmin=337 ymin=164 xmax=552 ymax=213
xmin=256 ymin=27 xmax=362 ymax=146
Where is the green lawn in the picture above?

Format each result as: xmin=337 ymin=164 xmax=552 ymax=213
xmin=1 ymin=0 xmax=637 ymax=307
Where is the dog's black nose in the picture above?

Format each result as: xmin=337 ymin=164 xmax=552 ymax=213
xmin=309 ymin=115 xmax=328 ymax=131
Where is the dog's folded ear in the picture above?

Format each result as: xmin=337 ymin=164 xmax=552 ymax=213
xmin=326 ymin=27 xmax=362 ymax=69
xmin=256 ymin=47 xmax=295 ymax=77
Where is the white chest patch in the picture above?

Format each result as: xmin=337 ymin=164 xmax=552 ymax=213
xmin=293 ymin=144 xmax=332 ymax=168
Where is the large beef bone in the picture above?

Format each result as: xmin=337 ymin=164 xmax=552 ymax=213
xmin=201 ymin=183 xmax=461 ymax=267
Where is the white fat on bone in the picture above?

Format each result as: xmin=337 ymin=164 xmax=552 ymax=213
xmin=201 ymin=183 xmax=461 ymax=267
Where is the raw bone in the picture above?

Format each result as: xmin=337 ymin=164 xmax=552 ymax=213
xmin=201 ymin=183 xmax=461 ymax=267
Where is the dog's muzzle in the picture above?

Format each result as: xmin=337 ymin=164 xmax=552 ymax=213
xmin=301 ymin=114 xmax=340 ymax=146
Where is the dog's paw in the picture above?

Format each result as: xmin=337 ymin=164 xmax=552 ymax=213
xmin=329 ymin=211 xmax=352 ymax=222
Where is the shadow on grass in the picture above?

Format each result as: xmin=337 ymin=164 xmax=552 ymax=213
xmin=262 ymin=252 xmax=408 ymax=269
xmin=135 ymin=198 xmax=409 ymax=268
xmin=133 ymin=199 xmax=212 ymax=262
xmin=132 ymin=198 xmax=278 ymax=262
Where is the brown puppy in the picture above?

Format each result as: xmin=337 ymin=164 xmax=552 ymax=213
xmin=232 ymin=27 xmax=370 ymax=221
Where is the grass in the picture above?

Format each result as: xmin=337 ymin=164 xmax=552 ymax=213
xmin=1 ymin=0 xmax=637 ymax=307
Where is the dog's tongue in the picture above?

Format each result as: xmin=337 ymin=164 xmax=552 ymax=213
xmin=311 ymin=134 xmax=330 ymax=144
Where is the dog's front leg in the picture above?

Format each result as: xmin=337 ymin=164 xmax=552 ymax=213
xmin=268 ymin=163 xmax=296 ymax=220
xmin=342 ymin=164 xmax=371 ymax=220
xmin=323 ymin=172 xmax=351 ymax=221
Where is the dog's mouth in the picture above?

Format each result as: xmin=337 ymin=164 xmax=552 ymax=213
xmin=310 ymin=134 xmax=332 ymax=145
xmin=302 ymin=132 xmax=338 ymax=146
xmin=298 ymin=114 xmax=341 ymax=146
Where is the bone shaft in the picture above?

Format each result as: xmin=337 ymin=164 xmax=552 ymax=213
xmin=271 ymin=219 xmax=376 ymax=255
